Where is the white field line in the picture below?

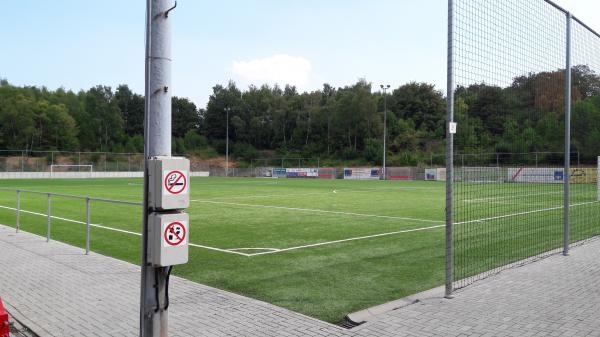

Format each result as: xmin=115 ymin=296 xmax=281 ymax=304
xmin=190 ymin=199 xmax=443 ymax=224
xmin=463 ymin=191 xmax=562 ymax=202
xmin=0 ymin=205 xmax=250 ymax=257
xmin=333 ymin=186 xmax=441 ymax=192
xmin=203 ymin=191 xmax=332 ymax=201
xmin=227 ymin=247 xmax=280 ymax=252
xmin=245 ymin=224 xmax=446 ymax=257
xmin=240 ymin=200 xmax=600 ymax=257
xmin=455 ymin=200 xmax=599 ymax=225
xmin=6 ymin=199 xmax=593 ymax=257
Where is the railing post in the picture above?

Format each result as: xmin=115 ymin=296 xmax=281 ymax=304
xmin=16 ymin=190 xmax=21 ymax=233
xmin=46 ymin=193 xmax=52 ymax=242
xmin=85 ymin=197 xmax=91 ymax=255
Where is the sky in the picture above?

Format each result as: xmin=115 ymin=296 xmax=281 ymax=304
xmin=1 ymin=0 xmax=599 ymax=109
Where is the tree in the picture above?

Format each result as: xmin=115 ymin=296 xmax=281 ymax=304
xmin=392 ymin=82 xmax=445 ymax=132
xmin=115 ymin=85 xmax=144 ymax=137
xmin=172 ymin=97 xmax=200 ymax=138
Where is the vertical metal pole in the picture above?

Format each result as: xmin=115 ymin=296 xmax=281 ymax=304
xmin=46 ymin=194 xmax=51 ymax=242
xmin=226 ymin=108 xmax=229 ymax=177
xmin=383 ymin=89 xmax=387 ymax=180
xmin=85 ymin=198 xmax=91 ymax=255
xmin=141 ymin=1 xmax=173 ymax=336
xmin=445 ymin=0 xmax=455 ymax=298
xmin=21 ymin=151 xmax=24 ymax=172
xmin=563 ymin=12 xmax=572 ymax=256
xmin=16 ymin=190 xmax=20 ymax=233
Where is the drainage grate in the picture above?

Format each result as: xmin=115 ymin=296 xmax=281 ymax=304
xmin=338 ymin=317 xmax=364 ymax=329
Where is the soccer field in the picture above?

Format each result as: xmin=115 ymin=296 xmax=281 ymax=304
xmin=0 ymin=177 xmax=597 ymax=323
xmin=0 ymin=177 xmax=446 ymax=323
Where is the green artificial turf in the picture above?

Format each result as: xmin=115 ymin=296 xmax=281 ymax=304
xmin=0 ymin=177 xmax=597 ymax=323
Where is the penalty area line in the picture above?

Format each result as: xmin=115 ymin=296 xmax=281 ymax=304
xmin=454 ymin=200 xmax=600 ymax=225
xmin=245 ymin=224 xmax=445 ymax=257
xmin=0 ymin=205 xmax=250 ymax=257
xmin=190 ymin=199 xmax=443 ymax=224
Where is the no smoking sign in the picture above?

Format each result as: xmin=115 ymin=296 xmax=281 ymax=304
xmin=163 ymin=170 xmax=188 ymax=195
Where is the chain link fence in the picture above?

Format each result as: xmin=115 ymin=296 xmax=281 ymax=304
xmin=446 ymin=0 xmax=600 ymax=294
xmin=0 ymin=150 xmax=145 ymax=172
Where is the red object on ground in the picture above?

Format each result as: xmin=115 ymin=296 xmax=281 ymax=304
xmin=0 ymin=298 xmax=9 ymax=337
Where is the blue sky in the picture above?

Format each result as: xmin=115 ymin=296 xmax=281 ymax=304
xmin=1 ymin=0 xmax=598 ymax=108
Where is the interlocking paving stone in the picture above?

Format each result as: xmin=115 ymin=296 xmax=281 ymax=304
xmin=0 ymin=224 xmax=599 ymax=336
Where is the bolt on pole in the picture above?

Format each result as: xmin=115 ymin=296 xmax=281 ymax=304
xmin=141 ymin=1 xmax=175 ymax=336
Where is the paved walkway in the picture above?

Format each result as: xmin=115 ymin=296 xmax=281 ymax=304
xmin=0 ymin=224 xmax=599 ymax=337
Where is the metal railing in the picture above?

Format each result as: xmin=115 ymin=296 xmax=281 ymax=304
xmin=1 ymin=188 xmax=142 ymax=255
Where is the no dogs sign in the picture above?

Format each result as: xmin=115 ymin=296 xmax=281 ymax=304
xmin=163 ymin=221 xmax=187 ymax=247
xmin=163 ymin=170 xmax=188 ymax=195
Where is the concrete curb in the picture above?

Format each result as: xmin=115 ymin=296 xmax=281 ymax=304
xmin=345 ymin=286 xmax=445 ymax=325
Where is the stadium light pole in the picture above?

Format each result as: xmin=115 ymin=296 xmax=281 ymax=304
xmin=380 ymin=84 xmax=390 ymax=180
xmin=225 ymin=106 xmax=230 ymax=177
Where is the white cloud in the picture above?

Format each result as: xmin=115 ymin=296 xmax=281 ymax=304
xmin=231 ymin=54 xmax=311 ymax=89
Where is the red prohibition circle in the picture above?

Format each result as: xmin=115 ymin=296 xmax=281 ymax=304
xmin=164 ymin=170 xmax=187 ymax=194
xmin=164 ymin=221 xmax=186 ymax=246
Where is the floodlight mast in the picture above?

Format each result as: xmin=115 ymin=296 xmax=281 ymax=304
xmin=141 ymin=0 xmax=175 ymax=336
xmin=380 ymin=84 xmax=390 ymax=180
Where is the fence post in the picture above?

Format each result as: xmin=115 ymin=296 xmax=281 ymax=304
xmin=46 ymin=193 xmax=52 ymax=242
xmin=85 ymin=197 xmax=91 ymax=255
xmin=563 ymin=12 xmax=572 ymax=256
xmin=16 ymin=190 xmax=20 ymax=233
xmin=445 ymin=0 xmax=455 ymax=298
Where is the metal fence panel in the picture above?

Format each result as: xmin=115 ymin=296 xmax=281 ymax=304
xmin=446 ymin=0 xmax=600 ymax=291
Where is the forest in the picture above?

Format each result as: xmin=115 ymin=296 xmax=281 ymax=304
xmin=0 ymin=64 xmax=599 ymax=166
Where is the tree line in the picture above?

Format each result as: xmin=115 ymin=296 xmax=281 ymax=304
xmin=1 ymin=64 xmax=599 ymax=166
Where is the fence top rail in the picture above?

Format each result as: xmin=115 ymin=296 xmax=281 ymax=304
xmin=543 ymin=0 xmax=600 ymax=39
xmin=0 ymin=188 xmax=142 ymax=206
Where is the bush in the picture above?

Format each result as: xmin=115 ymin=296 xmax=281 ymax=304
xmin=363 ymin=138 xmax=382 ymax=164
xmin=172 ymin=137 xmax=186 ymax=154
xmin=211 ymin=139 xmax=226 ymax=154
xmin=341 ymin=147 xmax=359 ymax=160
xmin=183 ymin=130 xmax=208 ymax=150
xmin=124 ymin=135 xmax=144 ymax=153
xmin=232 ymin=143 xmax=259 ymax=162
